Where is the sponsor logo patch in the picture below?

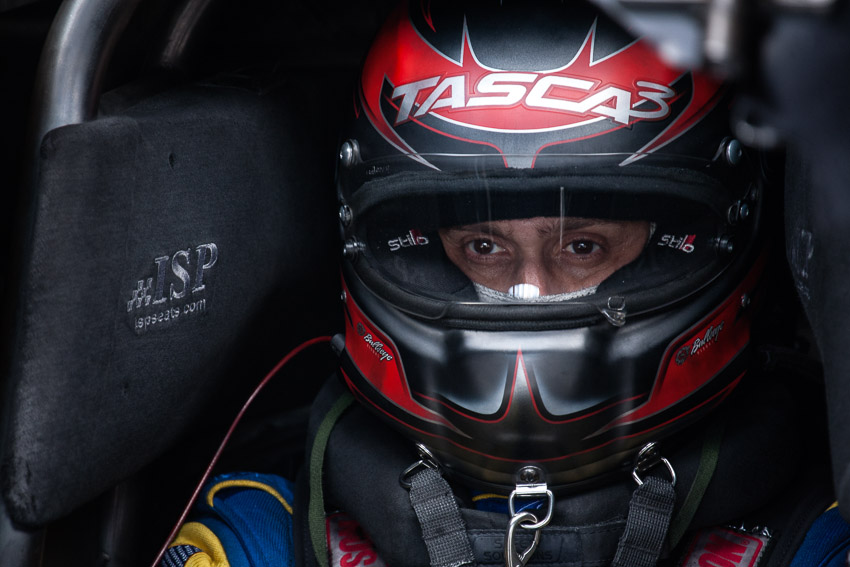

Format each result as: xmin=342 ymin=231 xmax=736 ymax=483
xmin=126 ymin=243 xmax=217 ymax=334
xmin=327 ymin=512 xmax=386 ymax=567
xmin=679 ymin=526 xmax=770 ymax=567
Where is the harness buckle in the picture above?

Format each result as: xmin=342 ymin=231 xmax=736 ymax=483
xmin=631 ymin=441 xmax=677 ymax=487
xmin=505 ymin=467 xmax=555 ymax=567
xmin=399 ymin=443 xmax=440 ymax=489
xmin=505 ymin=511 xmax=542 ymax=567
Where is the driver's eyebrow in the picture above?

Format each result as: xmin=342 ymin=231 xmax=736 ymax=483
xmin=441 ymin=223 xmax=511 ymax=239
xmin=538 ymin=217 xmax=600 ymax=235
xmin=445 ymin=217 xmax=603 ymax=238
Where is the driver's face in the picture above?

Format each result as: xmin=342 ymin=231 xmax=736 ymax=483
xmin=439 ymin=217 xmax=650 ymax=297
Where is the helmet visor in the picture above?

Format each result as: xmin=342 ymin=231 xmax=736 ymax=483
xmin=343 ymin=153 xmax=743 ymax=314
xmin=438 ymin=215 xmax=651 ymax=302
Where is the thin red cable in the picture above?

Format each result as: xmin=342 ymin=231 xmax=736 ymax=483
xmin=151 ymin=335 xmax=333 ymax=567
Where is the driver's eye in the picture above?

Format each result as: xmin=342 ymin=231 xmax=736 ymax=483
xmin=565 ymin=240 xmax=600 ymax=255
xmin=468 ymin=239 xmax=504 ymax=255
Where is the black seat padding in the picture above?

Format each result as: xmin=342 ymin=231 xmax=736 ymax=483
xmin=1 ymin=77 xmax=340 ymax=527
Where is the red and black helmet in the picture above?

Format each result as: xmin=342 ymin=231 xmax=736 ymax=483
xmin=336 ymin=0 xmax=765 ymax=492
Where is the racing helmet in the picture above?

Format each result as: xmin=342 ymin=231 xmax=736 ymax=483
xmin=336 ymin=0 xmax=765 ymax=492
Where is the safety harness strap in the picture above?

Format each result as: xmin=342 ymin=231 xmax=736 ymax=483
xmin=611 ymin=475 xmax=676 ymax=567
xmin=668 ymin=416 xmax=726 ymax=549
xmin=408 ymin=467 xmax=476 ymax=567
xmin=309 ymin=392 xmax=356 ymax=567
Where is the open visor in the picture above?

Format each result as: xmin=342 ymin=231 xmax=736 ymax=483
xmin=341 ymin=153 xmax=749 ymax=318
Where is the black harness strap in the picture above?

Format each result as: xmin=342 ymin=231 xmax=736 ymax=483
xmin=611 ymin=476 xmax=677 ymax=567
xmin=408 ymin=467 xmax=476 ymax=567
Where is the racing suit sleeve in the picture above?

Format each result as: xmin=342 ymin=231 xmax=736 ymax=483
xmin=159 ymin=471 xmax=297 ymax=567
xmin=789 ymin=503 xmax=850 ymax=567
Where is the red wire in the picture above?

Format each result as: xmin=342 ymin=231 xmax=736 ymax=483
xmin=150 ymin=335 xmax=333 ymax=567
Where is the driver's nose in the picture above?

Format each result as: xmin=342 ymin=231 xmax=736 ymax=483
xmin=509 ymin=259 xmax=554 ymax=297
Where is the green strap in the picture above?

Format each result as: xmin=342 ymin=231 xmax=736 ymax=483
xmin=309 ymin=391 xmax=355 ymax=567
xmin=667 ymin=416 xmax=727 ymax=548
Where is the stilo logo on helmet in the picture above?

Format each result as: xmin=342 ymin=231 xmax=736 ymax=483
xmin=337 ymin=1 xmax=763 ymax=492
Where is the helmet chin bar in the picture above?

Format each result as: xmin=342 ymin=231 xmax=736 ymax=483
xmin=340 ymin=238 xmax=764 ymax=494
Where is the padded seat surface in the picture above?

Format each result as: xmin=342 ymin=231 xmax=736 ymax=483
xmin=2 ymin=79 xmax=339 ymax=527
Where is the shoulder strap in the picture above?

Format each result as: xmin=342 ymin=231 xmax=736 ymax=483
xmin=407 ymin=466 xmax=475 ymax=567
xmin=308 ymin=390 xmax=356 ymax=567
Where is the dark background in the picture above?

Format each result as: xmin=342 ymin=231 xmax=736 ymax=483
xmin=1 ymin=1 xmax=849 ymax=566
